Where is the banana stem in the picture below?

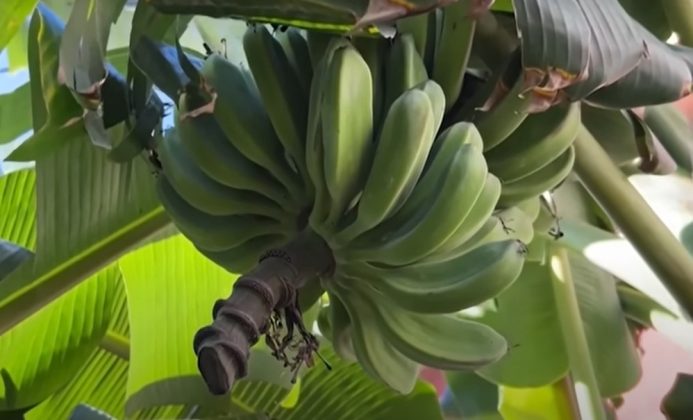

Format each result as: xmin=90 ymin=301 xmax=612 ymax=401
xmin=572 ymin=126 xmax=693 ymax=318
xmin=193 ymin=230 xmax=334 ymax=395
xmin=550 ymin=245 xmax=606 ymax=420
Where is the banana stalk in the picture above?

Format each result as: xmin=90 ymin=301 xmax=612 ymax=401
xmin=572 ymin=125 xmax=693 ymax=318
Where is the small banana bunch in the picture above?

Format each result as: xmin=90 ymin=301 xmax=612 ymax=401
xmin=153 ymin=4 xmax=579 ymax=393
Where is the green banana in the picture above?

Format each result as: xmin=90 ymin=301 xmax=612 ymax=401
xmin=431 ymin=0 xmax=476 ymax=112
xmin=344 ymin=239 xmax=526 ymax=314
xmin=415 ymin=79 xmax=446 ymax=135
xmin=321 ymin=290 xmax=357 ymax=361
xmin=384 ymin=34 xmax=429 ymax=112
xmin=343 ymin=121 xmax=483 ymax=252
xmin=433 ymin=174 xmax=501 ymax=255
xmin=155 ymin=176 xmax=291 ymax=252
xmin=348 ymin=143 xmax=488 ymax=266
xmin=200 ymin=54 xmax=305 ymax=201
xmin=305 ymin=38 xmax=349 ymax=233
xmin=157 ymin=129 xmax=287 ymax=220
xmin=498 ymin=146 xmax=576 ymax=207
xmin=329 ymin=282 xmax=419 ymax=394
xmin=196 ymin=234 xmax=288 ymax=274
xmin=243 ymin=25 xmax=310 ymax=187
xmin=433 ymin=216 xmax=512 ymax=260
xmin=321 ymin=43 xmax=375 ymax=229
xmin=275 ymin=28 xmax=313 ymax=94
xmin=333 ymin=89 xmax=436 ymax=244
xmin=375 ymin=304 xmax=508 ymax=370
xmin=396 ymin=13 xmax=430 ymax=60
xmin=306 ymin=30 xmax=336 ymax=69
xmin=474 ymin=72 xmax=533 ymax=151
xmin=351 ymin=35 xmax=388 ymax=134
xmin=177 ymin=93 xmax=293 ymax=208
xmin=485 ymin=102 xmax=580 ymax=182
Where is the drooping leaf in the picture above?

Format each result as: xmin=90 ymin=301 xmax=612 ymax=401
xmin=469 ymin=259 xmax=568 ymax=387
xmin=4 ymin=20 xmax=30 ymax=71
xmin=642 ymin=103 xmax=693 ymax=175
xmin=662 ymin=373 xmax=693 ymax=420
xmin=0 ymin=266 xmax=120 ymax=411
xmin=0 ymin=0 xmax=39 ymax=51
xmin=567 ymin=250 xmax=642 ymax=397
xmin=0 ymin=83 xmax=32 ymax=145
xmin=0 ymin=130 xmax=170 ymax=336
xmin=619 ymin=0 xmax=672 ymax=40
xmin=512 ymin=0 xmax=692 ymax=109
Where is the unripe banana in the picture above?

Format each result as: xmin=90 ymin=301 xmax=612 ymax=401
xmin=321 ymin=43 xmax=375 ymax=229
xmin=196 ymin=234 xmax=288 ymax=274
xmin=321 ymin=290 xmax=357 ymax=362
xmin=344 ymin=239 xmax=526 ymax=313
xmin=376 ymin=304 xmax=508 ymax=370
xmin=305 ymin=38 xmax=350 ymax=232
xmin=434 ymin=174 xmax=502 ymax=254
xmin=384 ymin=34 xmax=429 ymax=112
xmin=431 ymin=0 xmax=476 ymax=111
xmin=348 ymin=143 xmax=488 ymax=266
xmin=498 ymin=146 xmax=576 ymax=207
xmin=155 ymin=176 xmax=292 ymax=252
xmin=474 ymin=72 xmax=532 ymax=151
xmin=334 ymin=89 xmax=436 ymax=244
xmin=396 ymin=13 xmax=430 ymax=59
xmin=486 ymin=102 xmax=580 ymax=182
xmin=177 ymin=93 xmax=293 ymax=208
xmin=414 ymin=79 xmax=446 ymax=134
xmin=328 ymin=283 xmax=419 ymax=394
xmin=344 ymin=121 xmax=483 ymax=250
xmin=275 ymin=28 xmax=313 ymax=94
xmin=200 ymin=54 xmax=305 ymax=201
xmin=243 ymin=25 xmax=310 ymax=187
xmin=351 ymin=35 xmax=388 ymax=134
xmin=157 ymin=129 xmax=287 ymax=220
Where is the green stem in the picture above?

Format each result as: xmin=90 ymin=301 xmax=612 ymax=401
xmin=550 ymin=245 xmax=606 ymax=420
xmin=572 ymin=125 xmax=693 ymax=318
xmin=663 ymin=0 xmax=693 ymax=46
xmin=100 ymin=330 xmax=130 ymax=360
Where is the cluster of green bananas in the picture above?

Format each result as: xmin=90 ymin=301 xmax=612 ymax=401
xmin=152 ymin=5 xmax=577 ymax=392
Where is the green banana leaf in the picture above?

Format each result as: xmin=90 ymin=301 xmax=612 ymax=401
xmin=0 ymin=0 xmax=39 ymax=51
xmin=619 ymin=0 xmax=671 ymax=40
xmin=464 ymin=243 xmax=641 ymax=396
xmin=470 ymin=259 xmax=568 ymax=387
xmin=0 ymin=169 xmax=36 ymax=250
xmin=0 ymin=83 xmax=32 ymax=146
xmin=642 ymin=103 xmax=693 ymax=175
xmin=567 ymin=250 xmax=641 ymax=397
xmin=512 ymin=0 xmax=693 ymax=108
xmin=0 ymin=127 xmax=170 ymax=335
xmin=0 ymin=266 xmax=120 ymax=411
xmin=3 ymin=20 xmax=30 ymax=71
xmin=24 ymin=274 xmax=186 ymax=420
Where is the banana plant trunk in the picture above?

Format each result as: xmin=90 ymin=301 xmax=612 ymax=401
xmin=193 ymin=230 xmax=334 ymax=394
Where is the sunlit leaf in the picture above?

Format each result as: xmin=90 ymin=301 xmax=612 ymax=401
xmin=499 ymin=381 xmax=576 ymax=420
xmin=0 ymin=130 xmax=170 ymax=336
xmin=0 ymin=169 xmax=35 ymax=250
xmin=0 ymin=0 xmax=39 ymax=51
xmin=0 ymin=267 xmax=119 ymax=411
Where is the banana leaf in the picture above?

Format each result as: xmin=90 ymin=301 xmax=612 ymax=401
xmin=0 ymin=0 xmax=39 ymax=51
xmin=511 ymin=0 xmax=693 ymax=110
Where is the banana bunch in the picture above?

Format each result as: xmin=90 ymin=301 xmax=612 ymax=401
xmin=147 ymin=18 xmax=586 ymax=394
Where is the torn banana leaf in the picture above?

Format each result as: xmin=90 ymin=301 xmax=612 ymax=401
xmin=511 ymin=0 xmax=693 ymax=110
xmin=145 ymin=0 xmax=456 ymax=33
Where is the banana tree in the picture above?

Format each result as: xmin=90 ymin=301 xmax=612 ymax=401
xmin=1 ymin=0 xmax=693 ymax=419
